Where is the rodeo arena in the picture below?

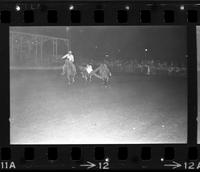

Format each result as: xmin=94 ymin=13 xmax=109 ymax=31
xmin=10 ymin=27 xmax=187 ymax=144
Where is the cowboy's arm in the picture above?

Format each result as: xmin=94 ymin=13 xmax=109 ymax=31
xmin=91 ymin=66 xmax=103 ymax=79
xmin=92 ymin=66 xmax=100 ymax=73
xmin=61 ymin=54 xmax=68 ymax=59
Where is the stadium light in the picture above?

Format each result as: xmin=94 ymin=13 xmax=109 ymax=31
xmin=15 ymin=5 xmax=21 ymax=11
xmin=145 ymin=48 xmax=148 ymax=52
xmin=69 ymin=5 xmax=74 ymax=10
xmin=125 ymin=5 xmax=130 ymax=11
xmin=180 ymin=5 xmax=184 ymax=10
xmin=105 ymin=157 xmax=110 ymax=162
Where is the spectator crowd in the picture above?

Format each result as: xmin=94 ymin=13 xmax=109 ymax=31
xmin=100 ymin=58 xmax=187 ymax=76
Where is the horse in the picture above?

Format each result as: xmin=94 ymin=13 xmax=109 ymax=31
xmin=61 ymin=59 xmax=77 ymax=85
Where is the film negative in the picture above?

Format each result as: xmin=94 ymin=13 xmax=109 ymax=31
xmin=0 ymin=0 xmax=199 ymax=170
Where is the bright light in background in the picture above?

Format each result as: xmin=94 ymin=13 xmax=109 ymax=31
xmin=69 ymin=5 xmax=74 ymax=10
xmin=105 ymin=157 xmax=110 ymax=162
xmin=15 ymin=5 xmax=21 ymax=11
xmin=145 ymin=48 xmax=148 ymax=52
xmin=125 ymin=5 xmax=130 ymax=11
xmin=180 ymin=5 xmax=185 ymax=10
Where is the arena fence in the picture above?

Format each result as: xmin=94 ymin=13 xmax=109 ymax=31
xmin=10 ymin=31 xmax=69 ymax=70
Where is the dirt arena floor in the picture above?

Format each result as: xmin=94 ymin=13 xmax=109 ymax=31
xmin=10 ymin=70 xmax=187 ymax=144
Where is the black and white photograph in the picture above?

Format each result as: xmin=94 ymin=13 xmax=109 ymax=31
xmin=10 ymin=26 xmax=187 ymax=144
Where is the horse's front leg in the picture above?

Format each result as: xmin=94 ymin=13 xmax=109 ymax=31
xmin=61 ymin=65 xmax=65 ymax=75
xmin=72 ymin=76 xmax=75 ymax=83
xmin=67 ymin=76 xmax=71 ymax=85
xmin=89 ymin=74 xmax=92 ymax=82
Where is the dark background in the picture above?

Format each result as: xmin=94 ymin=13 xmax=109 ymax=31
xmin=10 ymin=26 xmax=187 ymax=64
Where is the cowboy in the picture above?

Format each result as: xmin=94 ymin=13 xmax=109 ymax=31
xmin=81 ymin=64 xmax=93 ymax=81
xmin=86 ymin=64 xmax=93 ymax=74
xmin=92 ymin=63 xmax=111 ymax=86
xmin=61 ymin=51 xmax=75 ymax=75
xmin=61 ymin=50 xmax=74 ymax=62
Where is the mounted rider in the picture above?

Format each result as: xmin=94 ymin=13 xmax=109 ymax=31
xmin=61 ymin=50 xmax=75 ymax=75
xmin=62 ymin=50 xmax=74 ymax=62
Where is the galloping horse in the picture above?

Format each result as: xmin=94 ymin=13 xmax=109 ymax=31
xmin=61 ymin=59 xmax=77 ymax=85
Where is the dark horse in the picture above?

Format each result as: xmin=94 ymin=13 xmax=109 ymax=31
xmin=61 ymin=59 xmax=77 ymax=85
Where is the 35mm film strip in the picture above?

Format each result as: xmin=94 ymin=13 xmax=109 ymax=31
xmin=0 ymin=1 xmax=200 ymax=24
xmin=0 ymin=0 xmax=199 ymax=170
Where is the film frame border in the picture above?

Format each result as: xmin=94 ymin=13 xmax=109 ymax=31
xmin=0 ymin=0 xmax=199 ymax=170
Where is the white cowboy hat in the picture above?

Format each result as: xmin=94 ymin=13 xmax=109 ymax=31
xmin=68 ymin=51 xmax=72 ymax=54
